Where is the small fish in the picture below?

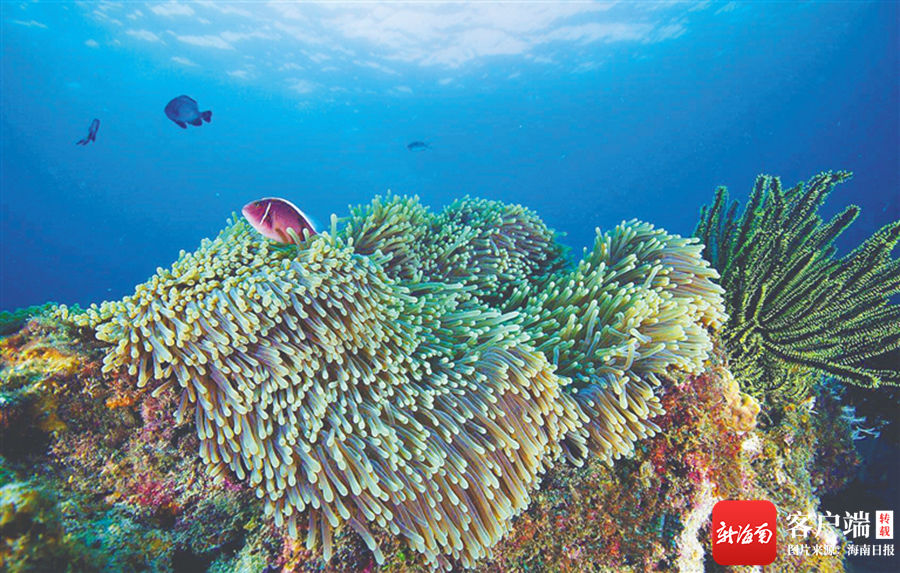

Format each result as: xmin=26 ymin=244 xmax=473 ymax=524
xmin=164 ymin=95 xmax=212 ymax=129
xmin=76 ymin=118 xmax=100 ymax=145
xmin=242 ymin=198 xmax=317 ymax=244
xmin=407 ymin=141 xmax=430 ymax=151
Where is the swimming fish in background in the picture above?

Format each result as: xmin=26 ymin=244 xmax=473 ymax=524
xmin=164 ymin=95 xmax=212 ymax=129
xmin=242 ymin=198 xmax=317 ymax=244
xmin=407 ymin=140 xmax=430 ymax=151
xmin=76 ymin=118 xmax=100 ymax=145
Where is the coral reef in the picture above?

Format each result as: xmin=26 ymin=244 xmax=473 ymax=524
xmin=1 ymin=319 xmax=264 ymax=572
xmin=480 ymin=351 xmax=858 ymax=573
xmin=719 ymin=367 xmax=761 ymax=433
xmin=50 ymin=194 xmax=724 ymax=569
xmin=1 ymin=320 xmax=863 ymax=572
xmin=1 ymin=189 xmax=883 ymax=572
xmin=1 ymin=478 xmax=97 ymax=571
xmin=0 ymin=303 xmax=57 ymax=336
xmin=0 ymin=320 xmax=84 ymax=460
xmin=694 ymin=171 xmax=900 ymax=404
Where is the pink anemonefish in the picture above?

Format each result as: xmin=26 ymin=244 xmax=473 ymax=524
xmin=241 ymin=197 xmax=317 ymax=244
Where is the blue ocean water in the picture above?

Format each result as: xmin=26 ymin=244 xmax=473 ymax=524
xmin=1 ymin=1 xmax=897 ymax=311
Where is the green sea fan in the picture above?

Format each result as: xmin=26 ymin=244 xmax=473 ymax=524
xmin=695 ymin=171 xmax=900 ymax=401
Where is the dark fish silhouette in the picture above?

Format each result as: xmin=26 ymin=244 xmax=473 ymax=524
xmin=76 ymin=118 xmax=100 ymax=145
xmin=407 ymin=141 xmax=430 ymax=151
xmin=164 ymin=95 xmax=212 ymax=129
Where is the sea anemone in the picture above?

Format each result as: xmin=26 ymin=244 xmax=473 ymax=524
xmin=509 ymin=220 xmax=726 ymax=462
xmin=62 ymin=199 xmax=725 ymax=570
xmin=341 ymin=193 xmax=431 ymax=282
xmin=420 ymin=197 xmax=569 ymax=307
xmin=65 ymin=220 xmax=588 ymax=569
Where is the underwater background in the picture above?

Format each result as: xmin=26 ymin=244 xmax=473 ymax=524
xmin=1 ymin=2 xmax=899 ymax=572
xmin=1 ymin=1 xmax=897 ymax=311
